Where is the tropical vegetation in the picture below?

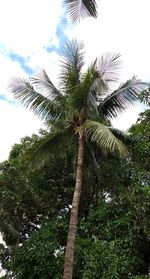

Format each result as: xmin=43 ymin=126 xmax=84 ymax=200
xmin=7 ymin=40 xmax=146 ymax=278
xmin=0 ymin=110 xmax=149 ymax=278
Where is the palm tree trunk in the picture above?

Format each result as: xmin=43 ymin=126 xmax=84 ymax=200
xmin=63 ymin=134 xmax=84 ymax=279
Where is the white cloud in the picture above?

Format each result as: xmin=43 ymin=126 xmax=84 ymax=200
xmin=0 ymin=0 xmax=63 ymax=161
xmin=0 ymin=100 xmax=43 ymax=162
xmin=111 ymin=103 xmax=145 ymax=131
xmin=0 ymin=0 xmax=63 ymax=56
xmin=0 ymin=233 xmax=5 ymax=245
xmin=0 ymin=52 xmax=27 ymax=99
xmin=27 ymin=48 xmax=61 ymax=86
xmin=65 ymin=0 xmax=150 ymax=82
xmin=0 ymin=0 xmax=149 ymax=161
xmin=0 ymin=0 xmax=64 ymax=98
xmin=65 ymin=0 xmax=150 ymax=130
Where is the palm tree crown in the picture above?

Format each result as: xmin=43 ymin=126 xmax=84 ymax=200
xmin=9 ymin=40 xmax=145 ymax=159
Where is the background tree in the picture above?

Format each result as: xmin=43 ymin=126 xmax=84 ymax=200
xmin=139 ymin=89 xmax=150 ymax=106
xmin=0 ymin=132 xmax=75 ymax=246
xmin=9 ymin=40 xmax=145 ymax=278
xmin=1 ymin=110 xmax=149 ymax=279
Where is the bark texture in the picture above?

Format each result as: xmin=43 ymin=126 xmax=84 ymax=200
xmin=63 ymin=135 xmax=84 ymax=279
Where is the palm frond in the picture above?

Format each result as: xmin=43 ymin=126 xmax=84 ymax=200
xmin=96 ymin=53 xmax=121 ymax=84
xmin=31 ymin=69 xmax=63 ymax=100
xmin=86 ymin=54 xmax=121 ymax=118
xmin=110 ymin=127 xmax=131 ymax=143
xmin=9 ymin=78 xmax=62 ymax=121
xmin=30 ymin=129 xmax=72 ymax=169
xmin=69 ymin=64 xmax=97 ymax=112
xmin=99 ymin=76 xmax=147 ymax=118
xmin=59 ymin=40 xmax=85 ymax=93
xmin=65 ymin=0 xmax=98 ymax=22
xmin=82 ymin=120 xmax=129 ymax=157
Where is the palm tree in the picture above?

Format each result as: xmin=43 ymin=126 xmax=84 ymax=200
xmin=9 ymin=40 xmax=145 ymax=279
xmin=65 ymin=0 xmax=98 ymax=22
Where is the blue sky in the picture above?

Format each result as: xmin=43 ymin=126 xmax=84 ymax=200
xmin=0 ymin=0 xmax=149 ymax=161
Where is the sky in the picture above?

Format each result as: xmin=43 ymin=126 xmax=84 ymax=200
xmin=0 ymin=0 xmax=149 ymax=162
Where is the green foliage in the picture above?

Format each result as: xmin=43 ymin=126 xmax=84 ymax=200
xmin=1 ymin=39 xmax=149 ymax=278
xmin=74 ymin=110 xmax=149 ymax=278
xmin=74 ymin=237 xmax=144 ymax=279
xmin=0 ymin=132 xmax=75 ymax=247
xmin=139 ymin=88 xmax=150 ymax=105
xmin=75 ymin=182 xmax=150 ymax=278
xmin=1 ymin=110 xmax=149 ymax=278
xmin=10 ymin=223 xmax=64 ymax=279
xmin=9 ymin=41 xmax=145 ymax=277
xmin=129 ymin=110 xmax=150 ymax=170
xmin=9 ymin=40 xmax=146 ymax=167
xmin=83 ymin=120 xmax=128 ymax=156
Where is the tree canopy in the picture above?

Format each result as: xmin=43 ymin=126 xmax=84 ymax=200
xmin=0 ymin=109 xmax=149 ymax=279
xmin=8 ymin=39 xmax=147 ymax=278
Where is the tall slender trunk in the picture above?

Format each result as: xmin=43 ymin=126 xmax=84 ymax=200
xmin=63 ymin=134 xmax=84 ymax=279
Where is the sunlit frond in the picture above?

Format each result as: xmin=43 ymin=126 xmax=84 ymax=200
xmin=99 ymin=77 xmax=148 ymax=118
xmin=85 ymin=54 xmax=121 ymax=118
xmin=69 ymin=64 xmax=97 ymax=112
xmin=59 ymin=40 xmax=85 ymax=93
xmin=110 ymin=127 xmax=131 ymax=144
xmin=82 ymin=120 xmax=129 ymax=157
xmin=9 ymin=78 xmax=62 ymax=121
xmin=65 ymin=0 xmax=98 ymax=22
xmin=31 ymin=69 xmax=62 ymax=99
xmin=96 ymin=53 xmax=121 ymax=84
xmin=60 ymin=40 xmax=85 ymax=71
